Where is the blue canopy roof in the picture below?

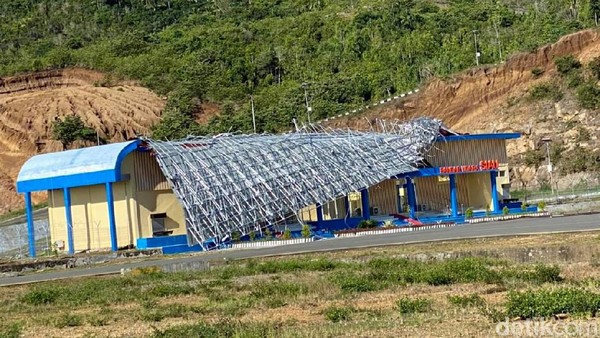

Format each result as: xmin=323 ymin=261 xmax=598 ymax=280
xmin=17 ymin=140 xmax=141 ymax=193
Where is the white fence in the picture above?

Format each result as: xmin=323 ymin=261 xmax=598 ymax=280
xmin=0 ymin=220 xmax=50 ymax=258
xmin=230 ymin=237 xmax=314 ymax=249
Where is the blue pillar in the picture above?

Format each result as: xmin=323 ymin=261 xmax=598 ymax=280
xmin=63 ymin=187 xmax=75 ymax=255
xmin=449 ymin=174 xmax=459 ymax=217
xmin=406 ymin=177 xmax=416 ymax=219
xmin=106 ymin=182 xmax=118 ymax=252
xmin=360 ymin=189 xmax=370 ymax=220
xmin=396 ymin=182 xmax=402 ymax=213
xmin=490 ymin=171 xmax=500 ymax=212
xmin=316 ymin=205 xmax=324 ymax=222
xmin=25 ymin=192 xmax=36 ymax=258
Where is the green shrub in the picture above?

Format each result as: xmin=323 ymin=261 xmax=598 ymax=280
xmin=151 ymin=320 xmax=280 ymax=338
xmin=264 ymin=228 xmax=273 ymax=240
xmin=506 ymin=288 xmax=600 ymax=319
xmin=358 ymin=220 xmax=378 ymax=229
xmin=231 ymin=231 xmax=241 ymax=243
xmin=566 ymin=71 xmax=584 ymax=89
xmin=528 ymin=82 xmax=563 ymax=102
xmin=555 ymin=55 xmax=581 ymax=75
xmin=576 ymin=126 xmax=591 ymax=142
xmin=537 ymin=201 xmax=546 ymax=211
xmin=465 ymin=207 xmax=474 ymax=219
xmin=531 ymin=67 xmax=544 ymax=78
xmin=21 ymin=287 xmax=62 ymax=305
xmin=396 ymin=297 xmax=432 ymax=314
xmin=523 ymin=149 xmax=545 ymax=167
xmin=576 ymin=82 xmax=600 ymax=110
xmin=502 ymin=206 xmax=509 ymax=215
xmin=282 ymin=228 xmax=292 ymax=240
xmin=485 ymin=205 xmax=492 ymax=216
xmin=323 ymin=305 xmax=353 ymax=322
xmin=53 ymin=313 xmax=83 ymax=328
xmin=509 ymin=264 xmax=562 ymax=283
xmin=301 ymin=224 xmax=311 ymax=238
xmin=88 ymin=311 xmax=112 ymax=327
xmin=521 ymin=203 xmax=528 ymax=212
xmin=448 ymin=294 xmax=485 ymax=307
xmin=249 ymin=231 xmax=256 ymax=241
xmin=51 ymin=115 xmax=98 ymax=148
xmin=589 ymin=57 xmax=600 ymax=80
xmin=332 ymin=273 xmax=378 ymax=293
xmin=0 ymin=322 xmax=23 ymax=338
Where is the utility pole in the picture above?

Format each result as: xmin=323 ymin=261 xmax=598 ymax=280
xmin=493 ymin=21 xmax=503 ymax=62
xmin=541 ymin=137 xmax=555 ymax=198
xmin=473 ymin=30 xmax=480 ymax=66
xmin=302 ymin=82 xmax=312 ymax=124
xmin=250 ymin=95 xmax=256 ymax=134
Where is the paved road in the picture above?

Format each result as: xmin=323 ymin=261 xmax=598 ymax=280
xmin=0 ymin=208 xmax=48 ymax=227
xmin=0 ymin=214 xmax=598 ymax=286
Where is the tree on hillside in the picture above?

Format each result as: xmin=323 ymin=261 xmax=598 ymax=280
xmin=51 ymin=115 xmax=97 ymax=149
xmin=150 ymin=108 xmax=202 ymax=140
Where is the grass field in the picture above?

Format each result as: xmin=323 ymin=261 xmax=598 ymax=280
xmin=2 ymin=232 xmax=600 ymax=337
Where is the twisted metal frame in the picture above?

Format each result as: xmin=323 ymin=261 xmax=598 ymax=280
xmin=147 ymin=117 xmax=442 ymax=247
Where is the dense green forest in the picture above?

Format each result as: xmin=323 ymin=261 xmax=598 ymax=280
xmin=1 ymin=0 xmax=599 ymax=137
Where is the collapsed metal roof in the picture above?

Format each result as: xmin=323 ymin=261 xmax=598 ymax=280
xmin=147 ymin=117 xmax=442 ymax=246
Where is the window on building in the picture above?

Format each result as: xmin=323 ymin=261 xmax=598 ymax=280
xmin=499 ymin=170 xmax=506 ymax=177
xmin=151 ymin=213 xmax=170 ymax=237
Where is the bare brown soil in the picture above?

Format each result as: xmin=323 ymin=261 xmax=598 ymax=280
xmin=0 ymin=68 xmax=165 ymax=213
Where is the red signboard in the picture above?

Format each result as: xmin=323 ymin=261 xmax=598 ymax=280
xmin=440 ymin=160 xmax=499 ymax=174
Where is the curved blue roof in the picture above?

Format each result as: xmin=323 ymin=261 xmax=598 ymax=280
xmin=17 ymin=140 xmax=141 ymax=193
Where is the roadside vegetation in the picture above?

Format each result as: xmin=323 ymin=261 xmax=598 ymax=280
xmin=3 ymin=232 xmax=600 ymax=337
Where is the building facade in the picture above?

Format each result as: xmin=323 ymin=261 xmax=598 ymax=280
xmin=299 ymin=133 xmax=519 ymax=228
xmin=16 ymin=131 xmax=519 ymax=256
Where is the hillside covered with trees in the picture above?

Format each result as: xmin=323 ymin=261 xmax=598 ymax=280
xmin=1 ymin=0 xmax=600 ymax=137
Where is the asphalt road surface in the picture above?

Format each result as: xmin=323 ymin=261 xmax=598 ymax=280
xmin=0 ymin=214 xmax=598 ymax=286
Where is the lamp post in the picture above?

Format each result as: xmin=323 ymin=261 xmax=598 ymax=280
xmin=541 ymin=137 xmax=554 ymax=198
xmin=473 ymin=30 xmax=480 ymax=66
xmin=250 ymin=95 xmax=256 ymax=134
xmin=302 ymin=82 xmax=312 ymax=124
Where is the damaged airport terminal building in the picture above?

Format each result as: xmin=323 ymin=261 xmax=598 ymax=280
xmin=16 ymin=118 xmax=522 ymax=256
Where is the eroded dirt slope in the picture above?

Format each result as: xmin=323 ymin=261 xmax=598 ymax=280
xmin=0 ymin=68 xmax=165 ymax=214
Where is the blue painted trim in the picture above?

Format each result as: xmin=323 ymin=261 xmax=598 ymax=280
xmin=399 ymin=167 xmax=499 ymax=178
xmin=17 ymin=169 xmax=117 ymax=192
xmin=106 ymin=182 xmax=118 ymax=252
xmin=361 ymin=189 xmax=370 ymax=220
xmin=406 ymin=177 xmax=416 ymax=219
xmin=25 ymin=192 xmax=36 ymax=258
xmin=490 ymin=171 xmax=499 ymax=212
xmin=16 ymin=140 xmax=141 ymax=193
xmin=437 ymin=133 xmax=520 ymax=142
xmin=396 ymin=182 xmax=402 ymax=213
xmin=449 ymin=174 xmax=458 ymax=217
xmin=64 ymin=187 xmax=75 ymax=255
